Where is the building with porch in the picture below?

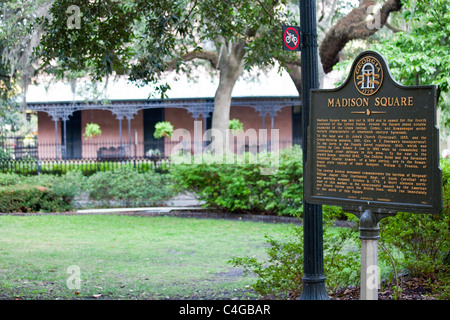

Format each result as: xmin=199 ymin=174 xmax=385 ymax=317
xmin=24 ymin=68 xmax=303 ymax=160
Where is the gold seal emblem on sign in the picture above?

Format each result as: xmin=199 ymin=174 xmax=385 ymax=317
xmin=354 ymin=55 xmax=383 ymax=96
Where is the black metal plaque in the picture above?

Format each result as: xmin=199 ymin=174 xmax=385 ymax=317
xmin=304 ymin=51 xmax=442 ymax=214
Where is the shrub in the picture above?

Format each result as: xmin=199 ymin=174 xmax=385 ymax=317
xmin=230 ymin=225 xmax=360 ymax=299
xmin=380 ymin=212 xmax=449 ymax=279
xmin=230 ymin=158 xmax=450 ymax=299
xmin=0 ymin=172 xmax=83 ymax=213
xmin=50 ymin=170 xmax=85 ymax=204
xmin=230 ymin=226 xmax=304 ymax=299
xmin=0 ymin=172 xmax=21 ymax=186
xmin=83 ymin=170 xmax=114 ymax=202
xmin=170 ymin=146 xmax=303 ymax=216
xmin=83 ymin=168 xmax=174 ymax=207
xmin=0 ymin=168 xmax=174 ymax=211
xmin=0 ymin=184 xmax=72 ymax=213
xmin=323 ymin=227 xmax=360 ymax=292
xmin=378 ymin=160 xmax=450 ymax=297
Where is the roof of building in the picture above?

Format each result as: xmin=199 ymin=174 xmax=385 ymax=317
xmin=25 ymin=67 xmax=299 ymax=103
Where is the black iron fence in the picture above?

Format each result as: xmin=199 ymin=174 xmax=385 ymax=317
xmin=1 ymin=135 xmax=301 ymax=176
xmin=0 ymin=135 xmax=38 ymax=160
xmin=0 ymin=157 xmax=170 ymax=176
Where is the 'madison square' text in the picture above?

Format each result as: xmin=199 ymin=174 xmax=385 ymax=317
xmin=327 ymin=96 xmax=414 ymax=108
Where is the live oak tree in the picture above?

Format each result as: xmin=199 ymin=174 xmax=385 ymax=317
xmin=0 ymin=37 xmax=17 ymax=129
xmin=0 ymin=0 xmax=54 ymax=131
xmin=1 ymin=0 xmax=53 ymax=106
xmin=37 ymin=0 xmax=299 ymax=149
xmin=2 ymin=0 xmax=403 ymax=141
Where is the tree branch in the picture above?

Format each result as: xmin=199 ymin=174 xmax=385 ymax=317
xmin=166 ymin=50 xmax=219 ymax=71
xmin=0 ymin=73 xmax=11 ymax=79
xmin=319 ymin=0 xmax=402 ymax=74
xmin=384 ymin=22 xmax=402 ymax=33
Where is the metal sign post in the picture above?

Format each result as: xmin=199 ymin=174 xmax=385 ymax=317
xmin=299 ymin=0 xmax=329 ymax=300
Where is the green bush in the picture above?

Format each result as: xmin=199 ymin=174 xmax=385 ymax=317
xmin=340 ymin=159 xmax=449 ymax=297
xmin=0 ymin=184 xmax=72 ymax=213
xmin=83 ymin=168 xmax=174 ymax=207
xmin=230 ymin=225 xmax=360 ymax=299
xmin=170 ymin=146 xmax=357 ymax=219
xmin=380 ymin=212 xmax=449 ymax=278
xmin=50 ymin=170 xmax=86 ymax=204
xmin=0 ymin=172 xmax=84 ymax=213
xmin=170 ymin=146 xmax=303 ymax=216
xmin=378 ymin=159 xmax=450 ymax=297
xmin=0 ymin=172 xmax=21 ymax=186
xmin=230 ymin=227 xmax=304 ymax=299
xmin=0 ymin=168 xmax=174 ymax=211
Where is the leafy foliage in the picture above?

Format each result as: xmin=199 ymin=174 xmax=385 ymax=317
xmin=0 ymin=172 xmax=83 ymax=212
xmin=37 ymin=0 xmax=137 ymax=81
xmin=374 ymin=0 xmax=450 ymax=105
xmin=378 ymin=158 xmax=450 ymax=296
xmin=83 ymin=168 xmax=175 ymax=207
xmin=230 ymin=226 xmax=305 ymax=299
xmin=84 ymin=123 xmax=102 ymax=139
xmin=230 ymin=159 xmax=450 ymax=299
xmin=153 ymin=121 xmax=174 ymax=139
xmin=228 ymin=119 xmax=244 ymax=134
xmin=230 ymin=225 xmax=360 ymax=299
xmin=0 ymin=168 xmax=174 ymax=211
xmin=0 ymin=185 xmax=69 ymax=213
xmin=170 ymin=146 xmax=303 ymax=216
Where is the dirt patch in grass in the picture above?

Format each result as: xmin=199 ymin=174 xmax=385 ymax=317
xmin=330 ymin=277 xmax=439 ymax=300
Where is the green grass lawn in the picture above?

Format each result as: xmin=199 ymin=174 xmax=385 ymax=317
xmin=0 ymin=214 xmax=297 ymax=300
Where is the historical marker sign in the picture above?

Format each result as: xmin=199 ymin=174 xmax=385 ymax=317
xmin=304 ymin=51 xmax=442 ymax=214
xmin=282 ymin=25 xmax=300 ymax=51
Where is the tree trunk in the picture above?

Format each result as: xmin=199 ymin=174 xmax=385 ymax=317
xmin=209 ymin=38 xmax=246 ymax=153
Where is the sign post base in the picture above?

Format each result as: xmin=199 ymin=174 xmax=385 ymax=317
xmin=358 ymin=209 xmax=393 ymax=300
xmin=361 ymin=238 xmax=378 ymax=300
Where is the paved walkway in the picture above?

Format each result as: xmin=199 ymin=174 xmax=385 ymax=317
xmin=75 ymin=191 xmax=205 ymax=214
xmin=76 ymin=206 xmax=204 ymax=214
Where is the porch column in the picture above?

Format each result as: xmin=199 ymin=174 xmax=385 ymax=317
xmin=127 ymin=118 xmax=131 ymax=146
xmin=54 ymin=120 xmax=58 ymax=159
xmin=63 ymin=118 xmax=67 ymax=159
xmin=127 ymin=117 xmax=132 ymax=158
xmin=118 ymin=118 xmax=122 ymax=146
